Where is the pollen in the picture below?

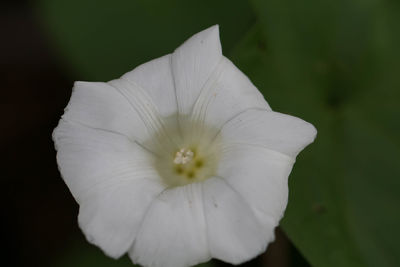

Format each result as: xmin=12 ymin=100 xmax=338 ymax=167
xmin=173 ymin=148 xmax=194 ymax=165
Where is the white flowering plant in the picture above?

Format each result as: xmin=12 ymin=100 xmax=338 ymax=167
xmin=53 ymin=26 xmax=316 ymax=267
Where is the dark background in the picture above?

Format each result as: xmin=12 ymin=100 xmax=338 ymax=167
xmin=1 ymin=1 xmax=306 ymax=266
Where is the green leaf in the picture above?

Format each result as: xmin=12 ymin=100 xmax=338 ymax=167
xmin=36 ymin=0 xmax=255 ymax=81
xmin=230 ymin=0 xmax=400 ymax=266
xmin=52 ymin=237 xmax=216 ymax=267
xmin=52 ymin=237 xmax=139 ymax=267
xmin=38 ymin=0 xmax=400 ymax=266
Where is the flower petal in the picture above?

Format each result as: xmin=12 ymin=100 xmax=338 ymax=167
xmin=62 ymin=81 xmax=149 ymax=143
xmin=202 ymin=177 xmax=271 ymax=264
xmin=190 ymin=57 xmax=270 ymax=131
xmin=171 ymin=25 xmax=222 ymax=115
xmin=120 ymin=54 xmax=177 ymax=117
xmin=220 ymin=109 xmax=317 ymax=158
xmin=108 ymin=77 xmax=165 ymax=135
xmin=108 ymin=76 xmax=178 ymax=153
xmin=129 ymin=184 xmax=210 ymax=267
xmin=78 ymin=178 xmax=164 ymax=259
xmin=53 ymin=120 xmax=165 ymax=258
xmin=217 ymin=144 xmax=293 ymax=228
xmin=213 ymin=111 xmax=316 ymax=259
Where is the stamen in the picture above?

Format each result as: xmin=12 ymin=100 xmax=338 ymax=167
xmin=173 ymin=148 xmax=194 ymax=165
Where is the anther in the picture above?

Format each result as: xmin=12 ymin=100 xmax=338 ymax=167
xmin=173 ymin=148 xmax=194 ymax=165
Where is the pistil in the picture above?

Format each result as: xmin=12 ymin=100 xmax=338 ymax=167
xmin=173 ymin=148 xmax=194 ymax=165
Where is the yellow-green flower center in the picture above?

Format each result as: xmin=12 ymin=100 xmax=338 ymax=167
xmin=149 ymin=115 xmax=221 ymax=187
xmin=172 ymin=147 xmax=206 ymax=181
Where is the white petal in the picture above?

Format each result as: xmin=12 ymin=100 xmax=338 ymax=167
xmin=203 ymin=177 xmax=271 ymax=264
xmin=172 ymin=25 xmax=222 ymax=115
xmin=53 ymin=120 xmax=165 ymax=258
xmin=217 ymin=144 xmax=293 ymax=228
xmin=220 ymin=109 xmax=317 ymax=158
xmin=108 ymin=75 xmax=179 ymax=153
xmin=121 ymin=54 xmax=177 ymax=117
xmin=62 ymin=81 xmax=149 ymax=143
xmin=108 ymin=77 xmax=165 ymax=136
xmin=78 ymin=178 xmax=164 ymax=259
xmin=190 ymin=57 xmax=270 ymax=131
xmin=130 ymin=184 xmax=210 ymax=267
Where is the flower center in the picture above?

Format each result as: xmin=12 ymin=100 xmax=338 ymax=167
xmin=171 ymin=146 xmax=208 ymax=182
xmin=173 ymin=148 xmax=194 ymax=165
xmin=149 ymin=115 xmax=221 ymax=187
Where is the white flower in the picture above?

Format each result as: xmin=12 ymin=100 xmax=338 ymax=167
xmin=53 ymin=25 xmax=316 ymax=267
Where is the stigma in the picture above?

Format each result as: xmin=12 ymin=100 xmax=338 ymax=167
xmin=173 ymin=148 xmax=194 ymax=165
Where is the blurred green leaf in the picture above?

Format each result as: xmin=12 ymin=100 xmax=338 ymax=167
xmin=231 ymin=23 xmax=364 ymax=267
xmin=229 ymin=0 xmax=400 ymax=266
xmin=39 ymin=0 xmax=400 ymax=266
xmin=53 ymin=238 xmax=139 ymax=267
xmin=53 ymin=237 xmax=216 ymax=267
xmin=37 ymin=0 xmax=255 ymax=81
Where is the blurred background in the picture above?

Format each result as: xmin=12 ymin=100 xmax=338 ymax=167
xmin=2 ymin=0 xmax=399 ymax=266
